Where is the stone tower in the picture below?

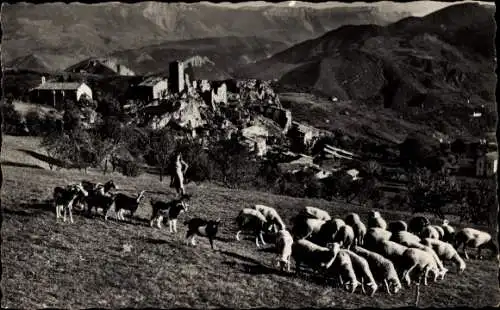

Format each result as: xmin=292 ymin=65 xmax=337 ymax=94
xmin=169 ymin=61 xmax=185 ymax=93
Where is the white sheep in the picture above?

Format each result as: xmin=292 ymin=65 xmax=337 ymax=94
xmin=293 ymin=218 xmax=326 ymax=240
xmin=367 ymin=240 xmax=408 ymax=265
xmin=388 ymin=220 xmax=408 ymax=234
xmin=333 ymin=224 xmax=356 ymax=250
xmin=329 ymin=249 xmax=361 ymax=294
xmin=420 ymin=225 xmax=440 ymax=239
xmin=352 ymin=245 xmax=402 ymax=295
xmin=390 ymin=232 xmax=448 ymax=280
xmin=312 ymin=218 xmax=346 ymax=246
xmin=363 ymin=227 xmax=392 ymax=249
xmin=292 ymin=239 xmax=341 ymax=274
xmin=302 ymin=206 xmax=331 ymax=221
xmin=253 ymin=204 xmax=286 ymax=232
xmin=368 ymin=211 xmax=387 ymax=230
xmin=343 ymin=250 xmax=379 ymax=296
xmin=421 ymin=238 xmax=466 ymax=273
xmin=454 ymin=228 xmax=498 ymax=260
xmin=275 ymin=229 xmax=294 ymax=272
xmin=441 ymin=219 xmax=456 ymax=243
xmin=345 ymin=213 xmax=367 ymax=246
xmin=235 ymin=208 xmax=269 ymax=248
xmin=433 ymin=225 xmax=445 ymax=239
xmin=400 ymin=248 xmax=442 ymax=286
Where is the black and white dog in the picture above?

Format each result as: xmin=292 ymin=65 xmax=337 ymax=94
xmin=184 ymin=218 xmax=221 ymax=251
xmin=150 ymin=194 xmax=190 ymax=233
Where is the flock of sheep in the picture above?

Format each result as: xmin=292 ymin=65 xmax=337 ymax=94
xmin=52 ymin=179 xmax=498 ymax=299
xmin=234 ymin=204 xmax=498 ymax=297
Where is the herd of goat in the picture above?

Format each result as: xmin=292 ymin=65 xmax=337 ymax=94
xmin=52 ymin=180 xmax=498 ymax=298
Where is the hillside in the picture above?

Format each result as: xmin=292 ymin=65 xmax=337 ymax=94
xmin=2 ymin=2 xmax=418 ymax=72
xmin=240 ymin=2 xmax=497 ymax=138
xmin=108 ymin=36 xmax=288 ymax=77
xmin=1 ymin=135 xmax=499 ymax=308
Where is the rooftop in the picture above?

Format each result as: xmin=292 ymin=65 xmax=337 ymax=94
xmin=138 ymin=76 xmax=168 ymax=87
xmin=33 ymin=82 xmax=84 ymax=91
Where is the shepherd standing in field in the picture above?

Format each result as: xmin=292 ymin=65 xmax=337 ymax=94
xmin=170 ymin=152 xmax=189 ymax=196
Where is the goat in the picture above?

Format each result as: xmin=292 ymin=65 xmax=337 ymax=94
xmin=53 ymin=183 xmax=88 ymax=223
xmin=106 ymin=190 xmax=146 ymax=221
xmin=150 ymin=195 xmax=190 ymax=233
xmin=184 ymin=218 xmax=221 ymax=250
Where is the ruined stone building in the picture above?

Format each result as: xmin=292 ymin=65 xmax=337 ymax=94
xmin=130 ymin=77 xmax=169 ymax=102
xmin=169 ymin=61 xmax=185 ymax=93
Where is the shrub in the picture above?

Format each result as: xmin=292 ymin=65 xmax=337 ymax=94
xmin=1 ymin=103 xmax=24 ymax=135
xmin=120 ymin=160 xmax=142 ymax=177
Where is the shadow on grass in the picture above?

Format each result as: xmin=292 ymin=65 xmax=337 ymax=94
xmin=2 ymin=207 xmax=43 ymax=217
xmin=1 ymin=161 xmax=44 ymax=170
xmin=19 ymin=200 xmax=54 ymax=213
xmin=143 ymin=237 xmax=170 ymax=245
xmin=18 ymin=149 xmax=67 ymax=167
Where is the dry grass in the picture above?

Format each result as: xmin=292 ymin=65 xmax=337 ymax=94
xmin=1 ymin=135 xmax=499 ymax=308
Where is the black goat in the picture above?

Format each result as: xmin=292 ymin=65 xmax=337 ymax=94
xmin=184 ymin=218 xmax=221 ymax=250
xmin=53 ymin=183 xmax=88 ymax=223
xmin=106 ymin=190 xmax=146 ymax=221
xmin=150 ymin=195 xmax=190 ymax=232
xmin=74 ymin=180 xmax=117 ymax=212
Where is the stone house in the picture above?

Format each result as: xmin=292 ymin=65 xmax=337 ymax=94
xmin=130 ymin=77 xmax=169 ymax=102
xmin=30 ymin=77 xmax=93 ymax=107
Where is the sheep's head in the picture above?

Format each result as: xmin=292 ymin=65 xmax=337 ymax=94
xmin=390 ymin=278 xmax=402 ymax=294
xmin=443 ymin=219 xmax=450 ymax=226
xmin=369 ymin=210 xmax=381 ymax=219
xmin=458 ymin=260 xmax=466 ymax=273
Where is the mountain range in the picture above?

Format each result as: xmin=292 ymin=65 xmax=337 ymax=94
xmin=3 ymin=1 xmax=424 ymax=72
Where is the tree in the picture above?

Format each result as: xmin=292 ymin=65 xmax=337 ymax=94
xmin=399 ymin=137 xmax=426 ymax=170
xmin=405 ymin=168 xmax=460 ymax=219
xmin=147 ymin=129 xmax=179 ymax=182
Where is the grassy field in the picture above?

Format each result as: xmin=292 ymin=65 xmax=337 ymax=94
xmin=1 ymin=135 xmax=499 ymax=308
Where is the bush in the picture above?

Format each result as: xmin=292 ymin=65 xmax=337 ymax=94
xmin=120 ymin=160 xmax=142 ymax=177
xmin=1 ymin=103 xmax=24 ymax=135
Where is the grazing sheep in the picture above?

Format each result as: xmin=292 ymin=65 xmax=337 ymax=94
xmin=275 ymin=229 xmax=294 ymax=272
xmin=150 ymin=196 xmax=189 ymax=233
xmin=454 ymin=228 xmax=498 ymax=260
xmin=367 ymin=211 xmax=387 ymax=230
xmin=366 ymin=240 xmax=408 ymax=266
xmin=343 ymin=250 xmax=379 ymax=296
xmin=312 ymin=218 xmax=346 ymax=246
xmin=441 ymin=219 xmax=456 ymax=243
xmin=329 ymin=250 xmax=361 ymax=293
xmin=388 ymin=220 xmax=408 ymax=234
xmin=400 ymin=248 xmax=442 ymax=286
xmin=363 ymin=228 xmax=392 ymax=249
xmin=420 ymin=225 xmax=440 ymax=239
xmin=184 ymin=218 xmax=221 ymax=250
xmin=408 ymin=216 xmax=431 ymax=235
xmin=352 ymin=246 xmax=402 ymax=295
xmin=301 ymin=206 xmax=331 ymax=221
xmin=53 ymin=183 xmax=89 ymax=223
xmin=333 ymin=225 xmax=356 ymax=250
xmin=421 ymin=238 xmax=466 ymax=273
xmin=390 ymin=231 xmax=421 ymax=245
xmin=345 ymin=213 xmax=367 ymax=246
xmin=106 ymin=190 xmax=146 ymax=221
xmin=433 ymin=225 xmax=445 ymax=239
xmin=292 ymin=217 xmax=326 ymax=240
xmin=235 ymin=208 xmax=269 ymax=248
xmin=292 ymin=239 xmax=340 ymax=275
xmin=253 ymin=204 xmax=286 ymax=233
xmin=390 ymin=232 xmax=448 ymax=280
